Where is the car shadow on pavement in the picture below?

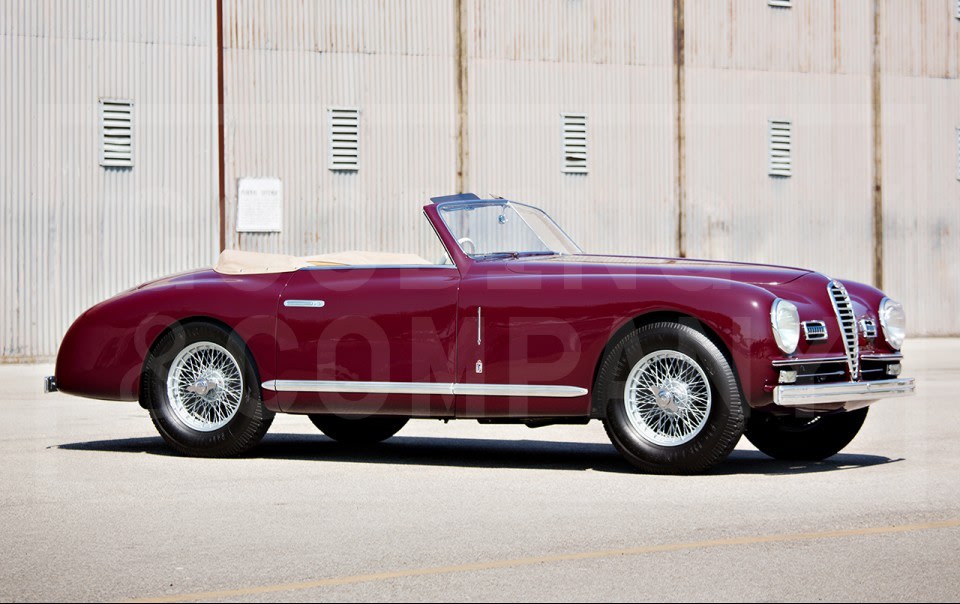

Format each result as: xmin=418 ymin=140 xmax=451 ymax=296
xmin=719 ymin=449 xmax=904 ymax=476
xmin=55 ymin=434 xmax=903 ymax=476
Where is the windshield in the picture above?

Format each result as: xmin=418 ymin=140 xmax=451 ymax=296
xmin=438 ymin=201 xmax=582 ymax=258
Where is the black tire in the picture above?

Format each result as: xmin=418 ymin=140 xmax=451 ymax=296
xmin=308 ymin=414 xmax=408 ymax=445
xmin=142 ymin=321 xmax=274 ymax=457
xmin=596 ymin=322 xmax=745 ymax=474
xmin=745 ymin=408 xmax=868 ymax=461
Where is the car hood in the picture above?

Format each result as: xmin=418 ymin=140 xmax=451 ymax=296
xmin=508 ymin=254 xmax=811 ymax=286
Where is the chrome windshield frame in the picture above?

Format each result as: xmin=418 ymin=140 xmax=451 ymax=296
xmin=434 ymin=199 xmax=584 ymax=259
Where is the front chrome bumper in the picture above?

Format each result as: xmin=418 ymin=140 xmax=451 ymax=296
xmin=773 ymin=377 xmax=915 ymax=407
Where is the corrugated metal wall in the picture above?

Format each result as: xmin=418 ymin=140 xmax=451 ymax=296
xmin=221 ymin=0 xmax=677 ymax=259
xmin=4 ymin=0 xmax=959 ymax=359
xmin=684 ymin=0 xmax=875 ymax=285
xmin=687 ymin=0 xmax=873 ymax=74
xmin=221 ymin=0 xmax=458 ymax=259
xmin=0 ymin=0 xmax=219 ymax=359
xmin=880 ymin=0 xmax=960 ymax=334
xmin=463 ymin=0 xmax=677 ymax=257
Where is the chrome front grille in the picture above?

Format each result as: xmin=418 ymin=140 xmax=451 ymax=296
xmin=828 ymin=281 xmax=860 ymax=380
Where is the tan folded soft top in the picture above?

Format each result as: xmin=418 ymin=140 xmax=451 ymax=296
xmin=213 ymin=249 xmax=432 ymax=275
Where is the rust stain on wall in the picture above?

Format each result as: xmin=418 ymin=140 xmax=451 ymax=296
xmin=675 ymin=0 xmax=686 ymax=258
xmin=832 ymin=0 xmax=841 ymax=73
xmin=728 ymin=0 xmax=734 ymax=59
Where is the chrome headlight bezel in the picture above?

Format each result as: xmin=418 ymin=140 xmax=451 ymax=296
xmin=878 ymin=297 xmax=906 ymax=350
xmin=771 ymin=299 xmax=801 ymax=355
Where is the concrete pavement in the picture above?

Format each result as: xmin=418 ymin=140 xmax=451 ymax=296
xmin=1 ymin=338 xmax=958 ymax=602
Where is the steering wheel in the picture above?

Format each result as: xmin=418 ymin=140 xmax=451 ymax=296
xmin=457 ymin=237 xmax=477 ymax=255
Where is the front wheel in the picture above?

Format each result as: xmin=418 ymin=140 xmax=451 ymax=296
xmin=308 ymin=415 xmax=408 ymax=445
xmin=143 ymin=322 xmax=274 ymax=457
xmin=745 ymin=408 xmax=868 ymax=461
xmin=597 ymin=322 xmax=745 ymax=474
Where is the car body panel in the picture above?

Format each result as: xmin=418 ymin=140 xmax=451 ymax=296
xmin=55 ymin=270 xmax=290 ymax=407
xmin=507 ymin=254 xmax=810 ymax=286
xmin=454 ymin=261 xmax=781 ymax=416
xmin=274 ymin=266 xmax=460 ymax=417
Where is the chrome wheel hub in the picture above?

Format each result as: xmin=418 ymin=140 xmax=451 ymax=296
xmin=654 ymin=379 xmax=689 ymax=414
xmin=186 ymin=374 xmax=222 ymax=399
xmin=624 ymin=350 xmax=712 ymax=447
xmin=166 ymin=342 xmax=243 ymax=432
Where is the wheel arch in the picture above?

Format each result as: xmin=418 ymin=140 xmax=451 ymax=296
xmin=589 ymin=310 xmax=743 ymax=419
xmin=138 ymin=315 xmax=264 ymax=409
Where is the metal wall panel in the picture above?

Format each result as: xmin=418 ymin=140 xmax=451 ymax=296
xmin=466 ymin=0 xmax=671 ymax=66
xmin=881 ymin=0 xmax=960 ymax=78
xmin=465 ymin=61 xmax=677 ymax=257
xmin=220 ymin=0 xmax=457 ymax=259
xmin=0 ymin=0 xmax=212 ymax=45
xmin=686 ymin=0 xmax=872 ymax=74
xmin=225 ymin=0 xmax=454 ymax=56
xmin=0 ymin=1 xmax=218 ymax=359
xmin=683 ymin=68 xmax=875 ymax=283
xmin=683 ymin=0 xmax=874 ymax=284
xmin=463 ymin=0 xmax=677 ymax=257
xmin=881 ymin=77 xmax=960 ymax=335
xmin=878 ymin=0 xmax=960 ymax=334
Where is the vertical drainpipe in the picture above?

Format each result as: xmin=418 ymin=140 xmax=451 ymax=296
xmin=674 ymin=0 xmax=686 ymax=258
xmin=455 ymin=0 xmax=469 ymax=195
xmin=216 ymin=0 xmax=227 ymax=252
xmin=871 ymin=0 xmax=883 ymax=289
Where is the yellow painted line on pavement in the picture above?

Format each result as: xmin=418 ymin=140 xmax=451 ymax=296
xmin=125 ymin=518 xmax=960 ymax=603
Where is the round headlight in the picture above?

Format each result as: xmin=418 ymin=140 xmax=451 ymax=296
xmin=771 ymin=299 xmax=800 ymax=354
xmin=878 ymin=297 xmax=906 ymax=350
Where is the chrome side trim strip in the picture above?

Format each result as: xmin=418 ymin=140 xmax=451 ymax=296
xmin=263 ymin=380 xmax=451 ymax=395
xmin=860 ymin=353 xmax=904 ymax=361
xmin=261 ymin=380 xmax=588 ymax=398
xmin=771 ymin=356 xmax=847 ymax=367
xmin=283 ymin=299 xmax=325 ymax=308
xmin=773 ymin=378 xmax=915 ymax=406
xmin=453 ymin=383 xmax=588 ymax=398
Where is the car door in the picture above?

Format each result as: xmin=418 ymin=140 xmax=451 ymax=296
xmin=273 ymin=265 xmax=460 ymax=417
xmin=454 ymin=263 xmax=591 ymax=419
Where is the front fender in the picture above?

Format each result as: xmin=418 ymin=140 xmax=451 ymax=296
xmin=580 ymin=274 xmax=781 ymax=408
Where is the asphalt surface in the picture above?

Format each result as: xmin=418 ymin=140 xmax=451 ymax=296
xmin=1 ymin=339 xmax=959 ymax=602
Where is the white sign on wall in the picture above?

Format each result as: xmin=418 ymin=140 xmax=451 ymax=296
xmin=236 ymin=177 xmax=283 ymax=232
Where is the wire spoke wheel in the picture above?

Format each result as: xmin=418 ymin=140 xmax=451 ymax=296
xmin=600 ymin=322 xmax=743 ymax=473
xmin=166 ymin=341 xmax=244 ymax=432
xmin=623 ymin=350 xmax=712 ymax=447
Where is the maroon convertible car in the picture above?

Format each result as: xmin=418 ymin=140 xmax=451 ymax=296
xmin=47 ymin=194 xmax=915 ymax=474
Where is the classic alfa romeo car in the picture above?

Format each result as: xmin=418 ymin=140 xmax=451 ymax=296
xmin=47 ymin=194 xmax=915 ymax=474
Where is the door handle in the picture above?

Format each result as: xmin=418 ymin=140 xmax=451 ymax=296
xmin=284 ymin=300 xmax=325 ymax=308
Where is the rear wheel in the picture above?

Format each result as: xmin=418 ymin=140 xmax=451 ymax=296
xmin=143 ymin=322 xmax=273 ymax=457
xmin=597 ymin=322 xmax=745 ymax=474
xmin=745 ymin=408 xmax=868 ymax=461
xmin=308 ymin=415 xmax=408 ymax=445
